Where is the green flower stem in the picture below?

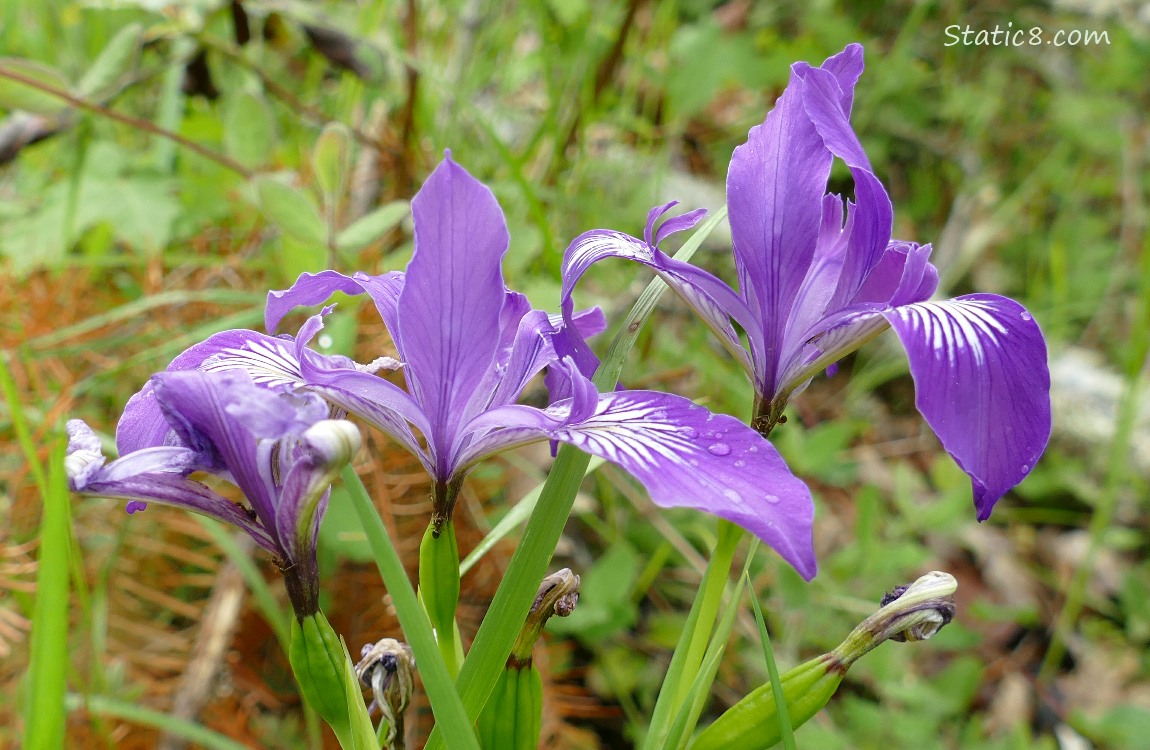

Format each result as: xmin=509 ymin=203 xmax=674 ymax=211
xmin=426 ymin=208 xmax=728 ymax=750
xmin=342 ymin=465 xmax=479 ymax=750
xmin=289 ymin=612 xmax=357 ymax=747
xmin=644 ymin=519 xmax=743 ymax=750
xmin=426 ymin=445 xmax=593 ymax=750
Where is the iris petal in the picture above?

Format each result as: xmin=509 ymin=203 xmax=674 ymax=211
xmin=883 ymin=294 xmax=1051 ymax=519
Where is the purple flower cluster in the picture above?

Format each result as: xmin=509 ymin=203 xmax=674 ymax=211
xmin=66 ymin=44 xmax=1051 ymax=590
xmin=561 ymin=44 xmax=1051 ymax=521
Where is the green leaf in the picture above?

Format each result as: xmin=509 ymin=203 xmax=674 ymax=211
xmin=0 ymin=57 xmax=72 ymax=115
xmin=748 ymin=569 xmax=796 ymax=750
xmin=23 ymin=440 xmax=71 ymax=749
xmin=224 ymin=91 xmax=276 ymax=170
xmin=339 ymin=635 xmax=379 ymax=749
xmin=312 ymin=122 xmax=352 ymax=204
xmin=336 ymin=201 xmax=409 ymax=252
xmin=255 ymin=175 xmax=326 ymax=246
xmin=459 ymin=457 xmax=606 ymax=577
xmin=75 ymin=23 xmax=143 ymax=101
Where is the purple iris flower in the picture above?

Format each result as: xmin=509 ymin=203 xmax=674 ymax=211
xmin=65 ymin=369 xmax=361 ymax=618
xmin=560 ymin=44 xmax=1051 ymax=521
xmin=116 ymin=155 xmax=817 ymax=577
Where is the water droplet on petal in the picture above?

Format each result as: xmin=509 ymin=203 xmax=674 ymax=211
xmin=682 ymin=427 xmax=698 ymax=438
xmin=1020 ymin=311 xmax=1032 ymax=321
xmin=734 ymin=459 xmax=746 ymax=468
xmin=652 ymin=409 xmax=667 ymax=420
xmin=722 ymin=488 xmax=742 ymax=505
xmin=1020 ymin=463 xmax=1030 ymax=473
xmin=748 ymin=446 xmax=758 ymax=453
xmin=707 ymin=442 xmax=731 ymax=456
xmin=764 ymin=494 xmax=780 ymax=504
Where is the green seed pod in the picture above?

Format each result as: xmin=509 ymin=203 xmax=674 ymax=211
xmin=690 ymin=571 xmax=958 ymax=750
xmin=690 ymin=655 xmax=843 ymax=750
xmin=517 ymin=663 xmax=544 ymax=749
xmin=289 ymin=611 xmax=357 ymax=739
xmin=477 ymin=569 xmax=579 ymax=749
xmin=477 ymin=663 xmax=544 ymax=750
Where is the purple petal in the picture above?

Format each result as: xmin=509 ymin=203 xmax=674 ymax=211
xmin=224 ymin=389 xmax=329 ymax=440
xmin=561 ymin=228 xmax=757 ymax=376
xmin=654 ymin=207 xmax=708 ymax=247
xmin=352 ymin=271 xmax=406 ymax=342
xmin=726 ymin=65 xmax=833 ymax=395
xmin=276 ymin=420 xmax=360 ymax=561
xmin=291 ymin=312 xmax=431 ymax=468
xmin=397 ymin=156 xmax=509 ymax=470
xmin=463 ymin=385 xmax=816 ymax=579
xmin=852 ymin=242 xmax=938 ymax=307
xmin=797 ymin=63 xmax=873 ymax=173
xmin=800 ymin=43 xmax=865 ymax=117
xmin=115 ymin=329 xmax=295 ymax=455
xmin=265 ymin=270 xmax=373 ymax=334
xmin=884 ymin=294 xmax=1051 ymax=519
xmin=70 ymin=468 xmax=279 ymax=554
xmin=266 ymin=270 xmax=407 ymax=349
xmin=825 ymin=171 xmax=894 ymax=310
xmin=152 ymin=370 xmax=285 ymax=534
xmin=67 ymin=419 xmax=200 ymax=490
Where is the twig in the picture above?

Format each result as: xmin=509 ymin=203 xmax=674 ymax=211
xmin=396 ymin=0 xmax=421 ymax=194
xmin=554 ymin=0 xmax=644 ymax=181
xmin=196 ymin=33 xmax=399 ymax=158
xmin=0 ymin=64 xmax=253 ymax=178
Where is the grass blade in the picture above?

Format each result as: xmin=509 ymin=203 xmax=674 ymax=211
xmin=341 ymin=466 xmax=479 ymax=750
xmin=747 ymin=570 xmax=796 ymax=750
xmin=23 ymin=440 xmax=71 ymax=748
xmin=65 ymin=694 xmax=251 ymax=750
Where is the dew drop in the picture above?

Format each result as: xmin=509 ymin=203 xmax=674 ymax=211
xmin=707 ymin=442 xmax=731 ymax=456
xmin=1020 ymin=463 xmax=1030 ymax=472
xmin=734 ymin=459 xmax=746 ymax=468
xmin=682 ymin=427 xmax=698 ymax=439
xmin=748 ymin=446 xmax=758 ymax=453
xmin=1020 ymin=311 xmax=1032 ymax=321
xmin=722 ymin=488 xmax=742 ymax=505
xmin=652 ymin=409 xmax=668 ymax=420
xmin=764 ymin=494 xmax=780 ymax=504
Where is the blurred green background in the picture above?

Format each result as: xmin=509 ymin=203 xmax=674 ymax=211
xmin=1 ymin=0 xmax=1148 ymax=747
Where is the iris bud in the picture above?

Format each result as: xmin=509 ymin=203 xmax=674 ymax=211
xmin=691 ymin=571 xmax=958 ymax=750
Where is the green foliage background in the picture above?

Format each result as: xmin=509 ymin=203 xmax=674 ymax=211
xmin=2 ymin=0 xmax=1148 ymax=747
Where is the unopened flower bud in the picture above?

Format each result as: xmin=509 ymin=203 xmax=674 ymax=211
xmin=302 ymin=419 xmax=362 ymax=468
xmin=831 ymin=570 xmax=957 ymax=666
xmin=691 ymin=571 xmax=959 ymax=750
xmin=510 ymin=568 xmax=581 ymax=665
